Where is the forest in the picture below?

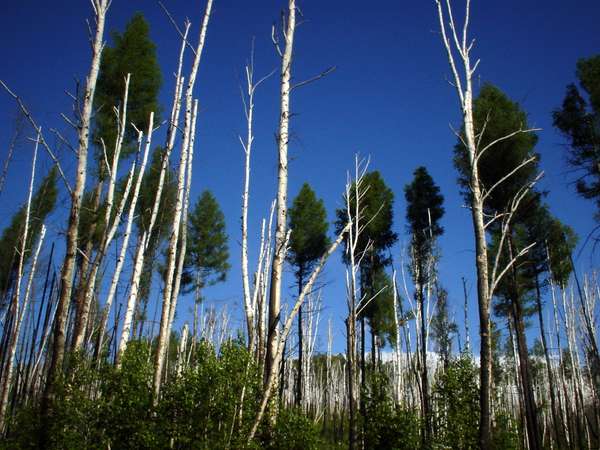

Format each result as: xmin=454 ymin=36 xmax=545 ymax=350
xmin=0 ymin=0 xmax=599 ymax=448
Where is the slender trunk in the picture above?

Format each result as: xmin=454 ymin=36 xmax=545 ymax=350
xmin=0 ymin=135 xmax=40 ymax=431
xmin=346 ymin=317 xmax=358 ymax=450
xmin=44 ymin=2 xmax=109 ymax=417
xmin=296 ymin=271 xmax=303 ymax=407
xmin=508 ymin=235 xmax=541 ymax=450
xmin=265 ymin=0 xmax=296 ymax=400
xmin=418 ymin=280 xmax=431 ymax=446
xmin=70 ymin=178 xmax=102 ymax=351
xmin=112 ymin=113 xmax=154 ymax=367
xmin=153 ymin=0 xmax=213 ymax=399
xmin=74 ymin=73 xmax=132 ymax=353
xmin=535 ymin=274 xmax=564 ymax=447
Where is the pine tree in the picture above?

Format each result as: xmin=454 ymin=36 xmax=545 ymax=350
xmin=0 ymin=168 xmax=57 ymax=308
xmin=404 ymin=165 xmax=445 ymax=445
xmin=183 ymin=190 xmax=230 ymax=303
xmin=553 ymin=55 xmax=600 ymax=220
xmin=336 ymin=171 xmax=397 ymax=392
xmin=93 ymin=12 xmax=162 ymax=163
xmin=287 ymin=183 xmax=330 ymax=406
xmin=456 ymin=83 xmax=542 ymax=449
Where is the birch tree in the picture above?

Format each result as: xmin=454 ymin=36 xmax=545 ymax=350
xmin=153 ymin=0 xmax=214 ymax=399
xmin=0 ymin=133 xmax=40 ymax=430
xmin=43 ymin=0 xmax=110 ymax=421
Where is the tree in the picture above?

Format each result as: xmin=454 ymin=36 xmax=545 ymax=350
xmin=131 ymin=146 xmax=178 ymax=337
xmin=71 ymin=12 xmax=163 ymax=352
xmin=287 ymin=183 xmax=330 ymax=407
xmin=456 ymin=84 xmax=542 ymax=449
xmin=183 ymin=190 xmax=230 ymax=303
xmin=0 ymin=168 xmax=57 ymax=307
xmin=43 ymin=1 xmax=109 ymax=441
xmin=404 ymin=165 xmax=445 ymax=445
xmin=430 ymin=285 xmax=457 ymax=371
xmin=336 ymin=170 xmax=398 ymax=390
xmin=553 ymin=55 xmax=600 ymax=221
xmin=93 ymin=12 xmax=162 ymax=161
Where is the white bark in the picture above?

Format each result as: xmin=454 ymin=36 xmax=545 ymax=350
xmin=107 ymin=113 xmax=154 ymax=367
xmin=46 ymin=0 xmax=110 ymax=401
xmin=153 ymin=0 xmax=214 ymax=399
xmin=72 ymin=73 xmax=131 ymax=351
xmin=0 ymin=134 xmax=40 ymax=430
xmin=265 ymin=0 xmax=296 ymax=391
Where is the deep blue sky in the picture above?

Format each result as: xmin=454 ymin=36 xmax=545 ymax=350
xmin=1 ymin=0 xmax=599 ymax=354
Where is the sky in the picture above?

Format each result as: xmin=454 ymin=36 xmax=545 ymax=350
xmin=0 ymin=0 xmax=599 ymax=355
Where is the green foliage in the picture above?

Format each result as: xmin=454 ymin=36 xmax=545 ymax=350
xmin=491 ymin=412 xmax=520 ymax=450
xmin=0 ymin=167 xmax=57 ymax=303
xmin=287 ymin=183 xmax=330 ymax=284
xmin=182 ymin=190 xmax=230 ymax=298
xmin=366 ymin=267 xmax=397 ymax=347
xmin=266 ymin=408 xmax=323 ymax=450
xmin=93 ymin=12 xmax=162 ymax=167
xmin=3 ymin=340 xmax=265 ymax=449
xmin=404 ymin=166 xmax=445 ymax=265
xmin=159 ymin=339 xmax=261 ymax=448
xmin=362 ymin=372 xmax=421 ymax=450
xmin=336 ymin=170 xmax=398 ymax=270
xmin=553 ymin=55 xmax=600 ymax=219
xmin=432 ymin=353 xmax=480 ymax=449
xmin=454 ymin=83 xmax=539 ymax=218
xmin=430 ymin=286 xmax=458 ymax=366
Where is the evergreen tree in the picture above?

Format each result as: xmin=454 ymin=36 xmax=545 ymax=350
xmin=0 ymin=168 xmax=58 ymax=307
xmin=93 ymin=12 xmax=162 ymax=164
xmin=430 ymin=285 xmax=457 ymax=370
xmin=553 ymin=55 xmax=600 ymax=220
xmin=183 ymin=190 xmax=230 ymax=302
xmin=336 ymin=171 xmax=397 ymax=395
xmin=287 ymin=183 xmax=330 ymax=406
xmin=404 ymin=165 xmax=445 ymax=445
xmin=456 ymin=83 xmax=542 ymax=449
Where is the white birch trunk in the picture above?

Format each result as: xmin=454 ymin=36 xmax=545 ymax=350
xmin=265 ymin=0 xmax=296 ymax=392
xmin=153 ymin=0 xmax=214 ymax=399
xmin=0 ymin=135 xmax=41 ymax=429
xmin=45 ymin=0 xmax=109 ymax=403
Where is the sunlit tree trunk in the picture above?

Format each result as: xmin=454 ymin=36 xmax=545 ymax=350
xmin=44 ymin=2 xmax=110 ymax=416
xmin=0 ymin=136 xmax=40 ymax=430
xmin=265 ymin=0 xmax=296 ymax=399
xmin=153 ymin=0 xmax=213 ymax=399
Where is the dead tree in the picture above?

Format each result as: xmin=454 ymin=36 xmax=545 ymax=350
xmin=41 ymin=0 xmax=110 ymax=430
xmin=434 ymin=1 xmax=541 ymax=446
xmin=153 ymin=0 xmax=214 ymax=400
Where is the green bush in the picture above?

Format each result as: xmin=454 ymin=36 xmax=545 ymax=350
xmin=362 ymin=372 xmax=421 ymax=450
xmin=432 ymin=353 xmax=480 ymax=449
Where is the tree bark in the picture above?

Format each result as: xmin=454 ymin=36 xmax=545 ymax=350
xmin=43 ymin=2 xmax=109 ymax=420
xmin=153 ymin=0 xmax=213 ymax=399
xmin=265 ymin=0 xmax=296 ymax=400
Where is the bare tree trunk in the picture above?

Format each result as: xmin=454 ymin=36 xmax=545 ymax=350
xmin=0 ymin=135 xmax=41 ymax=430
xmin=247 ymin=222 xmax=349 ymax=443
xmin=43 ymin=1 xmax=109 ymax=419
xmin=265 ymin=0 xmax=296 ymax=399
xmin=108 ymin=113 xmax=154 ymax=367
xmin=73 ymin=73 xmax=132 ymax=352
xmin=417 ymin=279 xmax=431 ymax=445
xmin=153 ymin=0 xmax=213 ymax=400
xmin=296 ymin=272 xmax=303 ymax=407
xmin=535 ymin=274 xmax=564 ymax=447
